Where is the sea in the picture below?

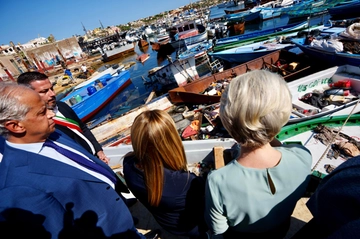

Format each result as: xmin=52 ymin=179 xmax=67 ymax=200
xmin=86 ymin=5 xmax=332 ymax=128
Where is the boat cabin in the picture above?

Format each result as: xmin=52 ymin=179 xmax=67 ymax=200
xmin=169 ymin=21 xmax=199 ymax=41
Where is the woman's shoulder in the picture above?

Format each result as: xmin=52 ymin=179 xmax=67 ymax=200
xmin=278 ymin=144 xmax=312 ymax=166
xmin=206 ymin=160 xmax=238 ymax=181
xmin=123 ymin=154 xmax=137 ymax=167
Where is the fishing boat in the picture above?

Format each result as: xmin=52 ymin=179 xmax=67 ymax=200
xmin=225 ymin=19 xmax=246 ymax=36
xmin=250 ymin=0 xmax=294 ymax=20
xmin=104 ymin=137 xmax=237 ymax=170
xmin=177 ymin=41 xmax=213 ymax=60
xmin=101 ymin=42 xmax=135 ymax=62
xmin=277 ymin=114 xmax=360 ymax=179
xmin=184 ymin=30 xmax=209 ymax=46
xmin=168 ymin=49 xmax=314 ymax=105
xmin=224 ymin=7 xmax=250 ymax=14
xmin=217 ymin=1 xmax=238 ymax=8
xmin=291 ymin=23 xmax=360 ymax=67
xmin=55 ymin=64 xmax=125 ymax=101
xmin=224 ymin=8 xmax=261 ymax=22
xmin=149 ymin=35 xmax=170 ymax=51
xmin=104 ymin=113 xmax=360 ymax=178
xmin=146 ymin=54 xmax=202 ymax=93
xmin=91 ymin=94 xmax=175 ymax=146
xmin=327 ymin=0 xmax=360 ymax=20
xmin=213 ymin=20 xmax=309 ymax=51
xmin=288 ymin=64 xmax=360 ymax=124
xmin=209 ymin=37 xmax=294 ymax=64
xmin=73 ymin=64 xmax=125 ymax=90
xmin=138 ymin=39 xmax=149 ymax=48
xmin=168 ymin=20 xmax=206 ymax=49
xmin=60 ymin=70 xmax=132 ymax=123
xmin=284 ymin=0 xmax=348 ymax=20
xmin=170 ymin=29 xmax=208 ymax=50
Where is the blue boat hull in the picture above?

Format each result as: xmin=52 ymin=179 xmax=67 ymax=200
xmin=292 ymin=38 xmax=360 ymax=67
xmin=61 ymin=70 xmax=132 ymax=122
xmin=328 ymin=1 xmax=360 ymax=20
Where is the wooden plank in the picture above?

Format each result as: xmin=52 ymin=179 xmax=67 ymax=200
xmin=214 ymin=146 xmax=225 ymax=169
xmin=110 ymin=164 xmax=122 ymax=170
xmin=145 ymin=90 xmax=156 ymax=104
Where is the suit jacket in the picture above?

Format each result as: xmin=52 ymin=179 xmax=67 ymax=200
xmin=56 ymin=101 xmax=102 ymax=155
xmin=0 ymin=130 xmax=140 ymax=239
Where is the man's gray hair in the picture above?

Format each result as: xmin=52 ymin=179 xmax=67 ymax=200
xmin=0 ymin=83 xmax=31 ymax=137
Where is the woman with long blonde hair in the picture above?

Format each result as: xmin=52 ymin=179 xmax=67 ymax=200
xmin=123 ymin=109 xmax=208 ymax=239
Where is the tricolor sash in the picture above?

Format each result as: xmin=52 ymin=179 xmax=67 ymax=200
xmin=53 ymin=116 xmax=83 ymax=133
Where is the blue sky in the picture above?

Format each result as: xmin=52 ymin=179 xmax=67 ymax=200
xmin=0 ymin=0 xmax=195 ymax=45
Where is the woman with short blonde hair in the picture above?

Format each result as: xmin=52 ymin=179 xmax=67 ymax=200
xmin=220 ymin=69 xmax=292 ymax=150
xmin=205 ymin=70 xmax=312 ymax=238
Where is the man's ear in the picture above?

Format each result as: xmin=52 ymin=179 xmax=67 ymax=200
xmin=4 ymin=120 xmax=26 ymax=134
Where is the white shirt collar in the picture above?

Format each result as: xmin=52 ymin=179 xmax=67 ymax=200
xmin=6 ymin=140 xmax=44 ymax=154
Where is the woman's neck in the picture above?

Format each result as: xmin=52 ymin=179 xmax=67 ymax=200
xmin=237 ymin=143 xmax=281 ymax=169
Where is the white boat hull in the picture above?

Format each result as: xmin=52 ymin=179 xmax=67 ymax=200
xmin=288 ymin=65 xmax=360 ymax=124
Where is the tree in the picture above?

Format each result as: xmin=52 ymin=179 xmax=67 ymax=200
xmin=48 ymin=34 xmax=55 ymax=43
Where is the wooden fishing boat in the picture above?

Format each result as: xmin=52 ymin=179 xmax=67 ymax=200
xmin=217 ymin=1 xmax=238 ymax=8
xmin=73 ymin=64 xmax=125 ymax=91
xmin=184 ymin=30 xmax=208 ymax=46
xmin=146 ymin=54 xmax=201 ymax=93
xmin=90 ymin=94 xmax=175 ymax=146
xmin=177 ymin=41 xmax=213 ymax=60
xmin=288 ymin=64 xmax=360 ymax=124
xmin=210 ymin=37 xmax=294 ymax=64
xmin=138 ymin=39 xmax=149 ymax=48
xmin=168 ymin=49 xmax=314 ymax=105
xmin=60 ymin=70 xmax=133 ymax=123
xmin=101 ymin=42 xmax=135 ymax=62
xmin=150 ymin=36 xmax=170 ymax=51
xmin=276 ymin=114 xmax=360 ymax=179
xmin=213 ymin=20 xmax=309 ymax=51
xmin=224 ymin=8 xmax=261 ymax=22
xmin=328 ymin=0 xmax=360 ymax=20
xmin=258 ymin=7 xmax=283 ymax=20
xmin=291 ymin=24 xmax=360 ymax=67
xmin=226 ymin=19 xmax=245 ymax=36
xmin=284 ymin=0 xmax=348 ymax=20
xmin=168 ymin=20 xmax=204 ymax=49
xmin=252 ymin=0 xmax=294 ymax=20
xmin=104 ymin=137 xmax=237 ymax=169
xmin=224 ymin=7 xmax=250 ymax=14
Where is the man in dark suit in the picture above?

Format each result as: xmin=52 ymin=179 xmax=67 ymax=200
xmin=0 ymin=83 xmax=147 ymax=238
xmin=17 ymin=71 xmax=110 ymax=164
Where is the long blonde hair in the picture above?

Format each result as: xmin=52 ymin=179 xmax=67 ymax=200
xmin=131 ymin=109 xmax=188 ymax=206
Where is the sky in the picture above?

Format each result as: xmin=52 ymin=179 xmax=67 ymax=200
xmin=0 ymin=0 xmax=195 ymax=46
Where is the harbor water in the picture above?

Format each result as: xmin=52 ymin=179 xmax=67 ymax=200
xmin=87 ymin=7 xmax=332 ymax=127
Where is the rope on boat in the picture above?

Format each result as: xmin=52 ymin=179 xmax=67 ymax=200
xmin=311 ymin=99 xmax=360 ymax=172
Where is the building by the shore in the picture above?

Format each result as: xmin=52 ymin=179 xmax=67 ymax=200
xmin=0 ymin=37 xmax=84 ymax=81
